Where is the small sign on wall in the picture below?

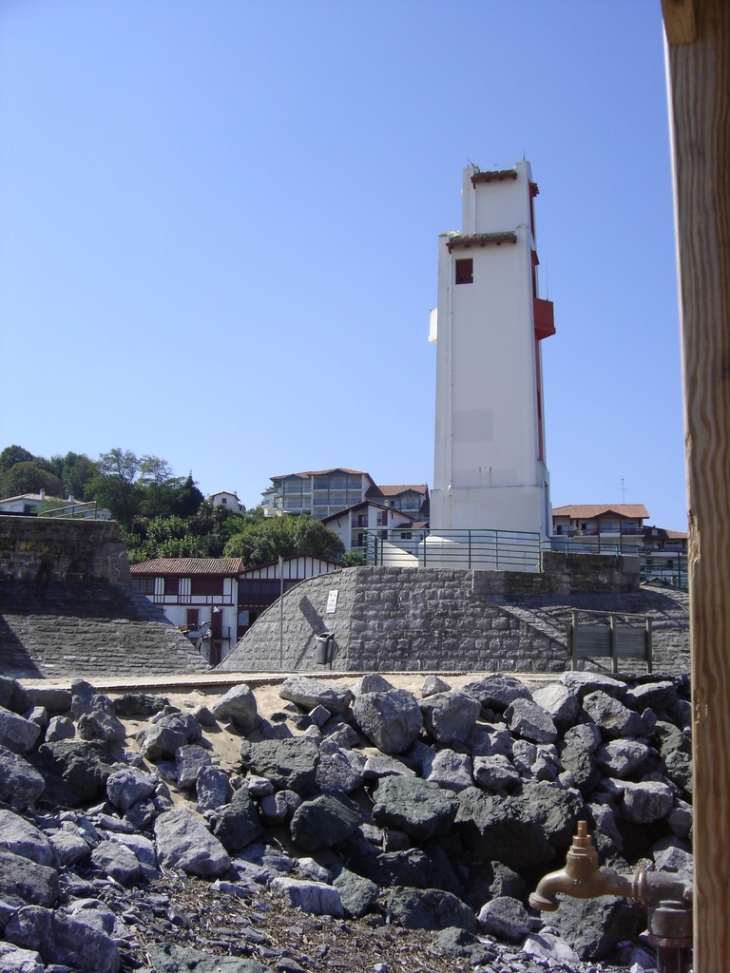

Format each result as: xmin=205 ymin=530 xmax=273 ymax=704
xmin=326 ymin=590 xmax=339 ymax=614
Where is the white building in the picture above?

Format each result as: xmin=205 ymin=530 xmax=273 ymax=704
xmin=323 ymin=500 xmax=418 ymax=553
xmin=210 ymin=491 xmax=244 ymax=514
xmin=430 ymin=162 xmax=555 ymax=539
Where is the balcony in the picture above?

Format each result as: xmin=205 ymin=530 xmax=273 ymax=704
xmin=533 ymin=298 xmax=555 ymax=339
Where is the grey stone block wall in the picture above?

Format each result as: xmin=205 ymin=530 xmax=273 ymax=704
xmin=219 ymin=567 xmax=572 ymax=674
xmin=0 ymin=516 xmax=131 ymax=585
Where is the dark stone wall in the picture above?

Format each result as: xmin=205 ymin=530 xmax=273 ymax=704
xmin=0 ymin=516 xmax=131 ymax=586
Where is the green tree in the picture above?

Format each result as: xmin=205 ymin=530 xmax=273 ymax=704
xmin=343 ymin=548 xmax=366 ymax=566
xmin=223 ymin=514 xmax=344 ymax=567
xmin=50 ymin=452 xmax=98 ymax=500
xmin=0 ymin=445 xmax=34 ymax=473
xmin=0 ymin=462 xmax=64 ymax=499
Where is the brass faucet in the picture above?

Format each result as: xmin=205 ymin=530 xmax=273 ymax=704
xmin=529 ymin=820 xmax=633 ymax=910
xmin=529 ymin=821 xmax=693 ymax=973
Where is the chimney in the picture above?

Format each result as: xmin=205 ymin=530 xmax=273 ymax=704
xmin=40 ymin=489 xmax=46 ymax=500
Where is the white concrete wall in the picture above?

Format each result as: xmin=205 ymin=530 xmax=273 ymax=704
xmin=432 ymin=162 xmax=551 ymax=537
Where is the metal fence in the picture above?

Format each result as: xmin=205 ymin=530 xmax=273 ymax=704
xmin=363 ymin=527 xmax=542 ymax=572
xmin=37 ymin=501 xmax=101 ymax=520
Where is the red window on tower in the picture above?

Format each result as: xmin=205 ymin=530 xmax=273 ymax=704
xmin=455 ymin=258 xmax=473 ymax=284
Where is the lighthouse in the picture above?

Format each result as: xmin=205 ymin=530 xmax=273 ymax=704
xmin=430 ymin=162 xmax=555 ymax=538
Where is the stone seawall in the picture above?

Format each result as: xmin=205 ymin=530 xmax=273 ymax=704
xmin=219 ymin=566 xmax=572 ymax=674
xmin=0 ymin=516 xmax=131 ymax=585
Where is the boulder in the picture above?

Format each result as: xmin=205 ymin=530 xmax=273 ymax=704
xmin=44 ymin=717 xmax=75 ymax=743
xmin=557 ymin=739 xmax=601 ymax=797
xmin=0 ymin=850 xmax=59 ymax=908
xmin=552 ymin=894 xmax=638 ymax=961
xmin=435 ymin=926 xmax=496 ymax=966
xmin=48 ymin=829 xmax=91 ymax=867
xmin=146 ymin=943 xmax=270 ymax=973
xmin=665 ymin=750 xmax=693 ymax=793
xmin=175 ymin=744 xmax=213 ymax=789
xmin=279 ymin=675 xmax=353 ymax=715
xmin=531 ymin=683 xmax=580 ymax=732
xmin=473 ymin=754 xmax=520 ymax=792
xmin=105 ymin=767 xmax=156 ymax=812
xmin=210 ymin=684 xmax=261 ymax=732
xmin=135 ymin=713 xmax=202 ymax=762
xmin=505 ymin=698 xmax=557 ymax=744
xmin=0 ymin=676 xmax=27 ymax=713
xmin=463 ymin=673 xmax=532 ymax=711
xmin=560 ymin=671 xmax=627 ymax=701
xmin=582 ymin=691 xmax=644 ymax=739
xmin=112 ymin=693 xmax=169 ymax=719
xmin=213 ymin=786 xmax=263 ymax=853
xmin=31 ymin=740 xmax=115 ymax=807
xmin=0 ymin=810 xmax=54 ymax=866
xmin=425 ymin=749 xmax=474 ymax=790
xmin=5 ymin=905 xmax=120 ymax=973
xmin=70 ymin=681 xmax=126 ymax=745
xmin=421 ymin=675 xmax=451 ymax=697
xmin=290 ymin=793 xmax=361 ymax=851
xmin=652 ymin=836 xmax=694 ymax=874
xmin=155 ymin=807 xmax=230 ymax=877
xmin=0 ymin=706 xmax=41 ymax=754
xmin=196 ymin=766 xmax=233 ymax=810
xmin=386 ymin=887 xmax=476 ymax=932
xmin=315 ymin=749 xmax=364 ymax=794
xmin=351 ymin=673 xmax=394 ymax=697
xmin=595 ymin=740 xmax=653 ymax=778
xmin=90 ymin=839 xmax=143 ymax=886
xmin=353 ymin=689 xmax=422 ymax=755
xmin=522 ymin=932 xmax=581 ymax=966
xmin=259 ymin=789 xmax=302 ymax=826
xmin=372 ymin=776 xmax=460 ymax=841
xmin=331 ymin=866 xmax=379 ymax=917
xmin=477 ymin=895 xmax=531 ymax=943
xmin=624 ymin=680 xmax=678 ymax=713
xmin=271 ymin=877 xmax=344 ymax=917
xmin=239 ymin=738 xmax=320 ymax=793
xmin=363 ymin=754 xmax=416 ymax=781
xmin=622 ymin=781 xmax=674 ymax=823
xmin=0 ymin=942 xmax=44 ymax=973
xmin=419 ymin=690 xmax=481 ymax=745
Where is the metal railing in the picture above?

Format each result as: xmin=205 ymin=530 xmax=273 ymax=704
xmin=37 ymin=501 xmax=100 ymax=519
xmin=640 ymin=553 xmax=688 ymax=591
xmin=363 ymin=527 xmax=542 ymax=572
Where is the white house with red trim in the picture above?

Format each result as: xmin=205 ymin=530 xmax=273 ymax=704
xmin=322 ymin=501 xmax=419 ymax=553
xmin=210 ymin=491 xmax=244 ymax=514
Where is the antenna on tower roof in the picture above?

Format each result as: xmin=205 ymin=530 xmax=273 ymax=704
xmin=467 ymin=157 xmax=478 ymax=171
xmin=523 ymin=150 xmax=526 ymax=161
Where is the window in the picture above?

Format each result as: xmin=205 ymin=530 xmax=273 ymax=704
xmin=455 ymin=258 xmax=473 ymax=284
xmin=164 ymin=577 xmax=179 ymax=595
xmin=400 ymin=531 xmax=412 ymax=540
xmin=191 ymin=577 xmax=224 ymax=597
xmin=133 ymin=577 xmax=155 ymax=594
xmin=186 ymin=609 xmax=199 ymax=628
xmin=221 ymin=497 xmax=227 ymax=504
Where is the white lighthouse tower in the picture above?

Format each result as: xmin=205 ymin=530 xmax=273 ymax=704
xmin=430 ymin=162 xmax=555 ymax=539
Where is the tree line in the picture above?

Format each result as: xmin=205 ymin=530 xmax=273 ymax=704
xmin=0 ymin=445 xmax=350 ymax=567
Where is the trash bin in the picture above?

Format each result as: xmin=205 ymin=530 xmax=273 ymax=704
xmin=315 ymin=633 xmax=332 ymax=665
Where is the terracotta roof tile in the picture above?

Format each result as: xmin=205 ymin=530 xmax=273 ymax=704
xmin=368 ymin=484 xmax=428 ymax=497
xmin=552 ymin=504 xmax=649 ymax=520
xmin=130 ymin=558 xmax=245 ymax=576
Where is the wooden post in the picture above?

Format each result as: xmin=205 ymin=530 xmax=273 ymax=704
xmin=609 ymin=614 xmax=617 ymax=674
xmin=664 ymin=2 xmax=730 ymax=969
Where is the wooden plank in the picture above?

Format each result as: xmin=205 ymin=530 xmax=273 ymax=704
xmin=666 ymin=2 xmax=730 ymax=968
xmin=661 ymin=0 xmax=698 ymax=44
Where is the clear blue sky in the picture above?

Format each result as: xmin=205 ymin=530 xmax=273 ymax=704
xmin=0 ymin=2 xmax=686 ymax=530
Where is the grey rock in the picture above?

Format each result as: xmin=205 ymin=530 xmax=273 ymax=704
xmin=558 ymin=739 xmax=601 ymax=797
xmin=522 ymin=932 xmax=581 ymax=966
xmin=596 ymin=740 xmax=653 ymax=778
xmin=421 ymin=675 xmax=451 ymax=697
xmin=332 ymin=866 xmax=379 ymax=917
xmin=363 ymin=754 xmax=416 ymax=781
xmin=0 ymin=942 xmax=45 ymax=973
xmin=477 ymin=895 xmax=531 ymax=943
xmin=487 ymin=861 xmax=526 ymax=900
xmin=461 ymin=673 xmax=531 ymax=711
xmin=107 ymin=831 xmax=156 ymax=867
xmin=668 ymin=798 xmax=693 ymax=838
xmin=351 ymin=673 xmax=394 ymax=697
xmin=23 ymin=687 xmax=70 ymax=716
xmin=425 ymin=749 xmax=473 ymax=790
xmin=467 ymin=724 xmax=513 ymax=758
xmin=560 ymin=671 xmax=627 ymax=701
xmin=44 ymin=717 xmax=75 ymax=743
xmin=552 ymin=894 xmax=638 ymax=961
xmin=296 ymin=857 xmax=332 ymax=883
xmin=124 ymin=797 xmax=158 ymax=830
xmin=239 ymin=738 xmax=320 ymax=793
xmin=511 ymin=739 xmax=537 ymax=774
xmin=90 ymin=839 xmax=142 ymax=885
xmin=506 ymin=698 xmax=557 ymax=743
xmin=473 ymin=754 xmax=520 ymax=792
xmin=589 ymin=802 xmax=623 ymax=853
xmin=210 ymin=684 xmax=261 ymax=732
xmin=308 ymin=704 xmax=331 ymax=727
xmin=563 ymin=723 xmax=602 ymax=752
xmin=316 ymin=748 xmax=364 ymax=794
xmin=279 ymin=675 xmax=353 ymax=715
xmin=386 ymin=886 xmax=476 ymax=932
xmin=70 ymin=682 xmax=126 ymax=745
xmin=353 ymin=689 xmax=423 ymax=755
xmin=23 ymin=708 xmax=47 ymax=732
xmin=271 ymin=877 xmax=344 ymax=916
xmin=112 ymin=693 xmax=169 ymax=719
xmin=290 ymin=793 xmax=361 ymax=851
xmin=454 ymin=782 xmax=584 ymax=873
xmin=154 ymin=807 xmax=230 ymax=877
xmin=259 ymin=717 xmax=293 ymax=740
xmin=419 ymin=690 xmax=481 ymax=745
xmin=622 ymin=780 xmax=674 ymax=823
xmin=259 ymin=789 xmax=301 ymax=826
xmin=105 ymin=767 xmax=156 ymax=812
xmin=0 ymin=676 xmax=27 ymax=713
xmin=582 ymin=690 xmax=644 ymax=739
xmin=652 ymin=836 xmax=694 ymax=874
xmin=531 ymin=683 xmax=580 ymax=732
xmin=6 ymin=905 xmax=121 ymax=973
xmin=191 ymin=704 xmax=217 ymax=726
xmin=654 ymin=720 xmax=691 ymax=758
xmin=175 ymin=744 xmax=213 ymax=789
xmin=48 ymin=829 xmax=90 ymax=866
xmin=625 ymin=680 xmax=678 ymax=713
xmin=0 ymin=810 xmax=54 ymax=866
xmin=213 ymin=786 xmax=264 ymax=853
xmin=435 ymin=925 xmax=496 ymax=965
xmin=135 ymin=713 xmax=202 ymax=762
xmin=0 ymin=850 xmax=59 ymax=907
xmin=532 ymin=743 xmax=563 ymax=782
xmin=196 ymin=765 xmax=233 ymax=810
xmin=301 ymin=724 xmax=322 ymax=744
xmin=372 ymin=776 xmax=459 ymax=841
xmin=665 ymin=749 xmax=693 ymax=793
xmin=31 ymin=740 xmax=114 ymax=807
xmin=146 ymin=942 xmax=271 ymax=973
xmin=245 ymin=774 xmax=275 ymax=797
xmin=0 ymin=706 xmax=41 ymax=754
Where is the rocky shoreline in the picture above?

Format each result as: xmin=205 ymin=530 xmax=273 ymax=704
xmin=0 ymin=669 xmax=693 ymax=973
